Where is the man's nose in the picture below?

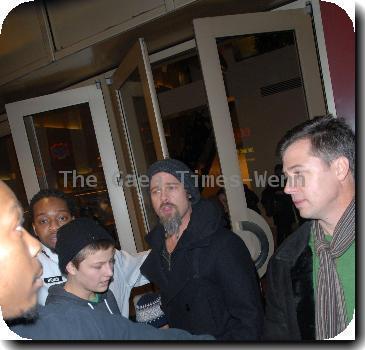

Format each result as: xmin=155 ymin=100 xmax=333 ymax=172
xmin=49 ymin=219 xmax=60 ymax=231
xmin=104 ymin=264 xmax=114 ymax=277
xmin=23 ymin=228 xmax=42 ymax=257
xmin=160 ymin=188 xmax=169 ymax=202
xmin=284 ymin=177 xmax=296 ymax=194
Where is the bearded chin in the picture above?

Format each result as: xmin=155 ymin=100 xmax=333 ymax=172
xmin=160 ymin=212 xmax=182 ymax=237
xmin=5 ymin=304 xmax=39 ymax=325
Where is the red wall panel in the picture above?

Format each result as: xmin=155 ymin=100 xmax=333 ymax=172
xmin=320 ymin=1 xmax=355 ymax=130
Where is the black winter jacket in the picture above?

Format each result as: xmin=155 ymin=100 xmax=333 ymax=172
xmin=9 ymin=284 xmax=214 ymax=340
xmin=263 ymin=221 xmax=315 ymax=340
xmin=141 ymin=199 xmax=264 ymax=340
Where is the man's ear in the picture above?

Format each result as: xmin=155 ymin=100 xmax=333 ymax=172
xmin=66 ymin=261 xmax=77 ymax=276
xmin=332 ymin=156 xmax=350 ymax=181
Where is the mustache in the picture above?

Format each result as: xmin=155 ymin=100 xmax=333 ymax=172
xmin=159 ymin=203 xmax=177 ymax=210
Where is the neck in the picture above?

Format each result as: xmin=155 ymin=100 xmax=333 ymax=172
xmin=64 ymin=279 xmax=95 ymax=301
xmin=319 ymin=192 xmax=354 ymax=235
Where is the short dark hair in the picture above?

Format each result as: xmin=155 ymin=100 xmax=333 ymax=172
xmin=277 ymin=115 xmax=355 ymax=174
xmin=68 ymin=240 xmax=115 ymax=274
xmin=29 ymin=189 xmax=76 ymax=222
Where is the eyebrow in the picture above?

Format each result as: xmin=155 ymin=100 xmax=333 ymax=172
xmin=91 ymin=258 xmax=115 ymax=264
xmin=286 ymin=165 xmax=305 ymax=172
xmin=11 ymin=201 xmax=24 ymax=225
xmin=150 ymin=182 xmax=180 ymax=190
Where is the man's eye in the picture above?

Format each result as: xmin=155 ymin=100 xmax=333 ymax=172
xmin=39 ymin=219 xmax=48 ymax=225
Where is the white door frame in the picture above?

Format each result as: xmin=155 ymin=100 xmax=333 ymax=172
xmin=193 ymin=9 xmax=327 ymax=276
xmin=6 ymin=85 xmax=137 ymax=253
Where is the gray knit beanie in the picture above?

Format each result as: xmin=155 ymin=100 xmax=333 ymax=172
xmin=147 ymin=159 xmax=200 ymax=204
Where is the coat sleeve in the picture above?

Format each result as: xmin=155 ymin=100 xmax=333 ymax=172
xmin=107 ymin=314 xmax=215 ymax=341
xmin=10 ymin=306 xmax=215 ymax=340
xmin=214 ymin=233 xmax=264 ymax=340
xmin=262 ymin=257 xmax=291 ymax=340
xmin=114 ymin=249 xmax=151 ymax=287
xmin=109 ymin=249 xmax=151 ymax=317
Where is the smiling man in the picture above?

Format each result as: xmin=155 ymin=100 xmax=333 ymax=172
xmin=263 ymin=115 xmax=355 ymax=340
xmin=0 ymin=181 xmax=43 ymax=322
xmin=141 ymin=159 xmax=263 ymax=340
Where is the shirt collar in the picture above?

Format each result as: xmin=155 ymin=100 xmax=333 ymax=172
xmin=41 ymin=244 xmax=59 ymax=263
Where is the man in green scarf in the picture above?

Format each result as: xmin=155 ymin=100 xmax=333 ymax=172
xmin=264 ymin=115 xmax=355 ymax=340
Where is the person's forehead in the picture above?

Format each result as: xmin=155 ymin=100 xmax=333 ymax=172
xmin=150 ymin=172 xmax=180 ymax=185
xmin=283 ymin=139 xmax=311 ymax=162
xmin=83 ymin=246 xmax=115 ymax=262
xmin=0 ymin=183 xmax=21 ymax=224
xmin=34 ymin=196 xmax=69 ymax=212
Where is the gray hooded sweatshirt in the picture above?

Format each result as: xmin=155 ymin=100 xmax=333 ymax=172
xmin=9 ymin=284 xmax=214 ymax=341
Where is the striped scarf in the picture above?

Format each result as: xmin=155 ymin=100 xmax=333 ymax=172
xmin=314 ymin=199 xmax=355 ymax=340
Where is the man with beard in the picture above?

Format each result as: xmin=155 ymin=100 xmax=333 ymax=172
xmin=140 ymin=159 xmax=264 ymax=340
xmin=2 ymin=185 xmax=213 ymax=340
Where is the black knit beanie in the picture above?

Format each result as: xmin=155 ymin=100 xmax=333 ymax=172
xmin=56 ymin=217 xmax=115 ymax=274
xmin=147 ymin=158 xmax=200 ymax=204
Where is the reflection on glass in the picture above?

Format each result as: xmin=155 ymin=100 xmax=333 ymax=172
xmin=23 ymin=103 xmax=120 ymax=249
xmin=151 ymin=32 xmax=309 ymax=238
xmin=0 ymin=134 xmax=28 ymax=215
xmin=118 ymin=68 xmax=158 ymax=231
xmin=214 ymin=31 xmax=309 ymax=199
xmin=214 ymin=31 xmax=309 ymax=245
xmin=152 ymin=52 xmax=221 ymax=199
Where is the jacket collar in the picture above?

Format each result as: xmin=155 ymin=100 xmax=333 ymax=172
xmin=47 ymin=283 xmax=112 ymax=307
xmin=145 ymin=199 xmax=223 ymax=250
xmin=274 ymin=221 xmax=313 ymax=264
xmin=41 ymin=244 xmax=59 ymax=263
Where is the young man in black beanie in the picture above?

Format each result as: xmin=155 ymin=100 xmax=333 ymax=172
xmin=9 ymin=217 xmax=214 ymax=340
xmin=140 ymin=158 xmax=264 ymax=340
xmin=49 ymin=217 xmax=120 ymax=315
xmin=29 ymin=189 xmax=150 ymax=317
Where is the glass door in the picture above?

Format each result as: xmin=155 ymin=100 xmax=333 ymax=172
xmin=193 ymin=9 xmax=327 ymax=276
xmin=6 ymin=85 xmax=136 ymax=253
xmin=111 ymin=39 xmax=167 ymax=248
